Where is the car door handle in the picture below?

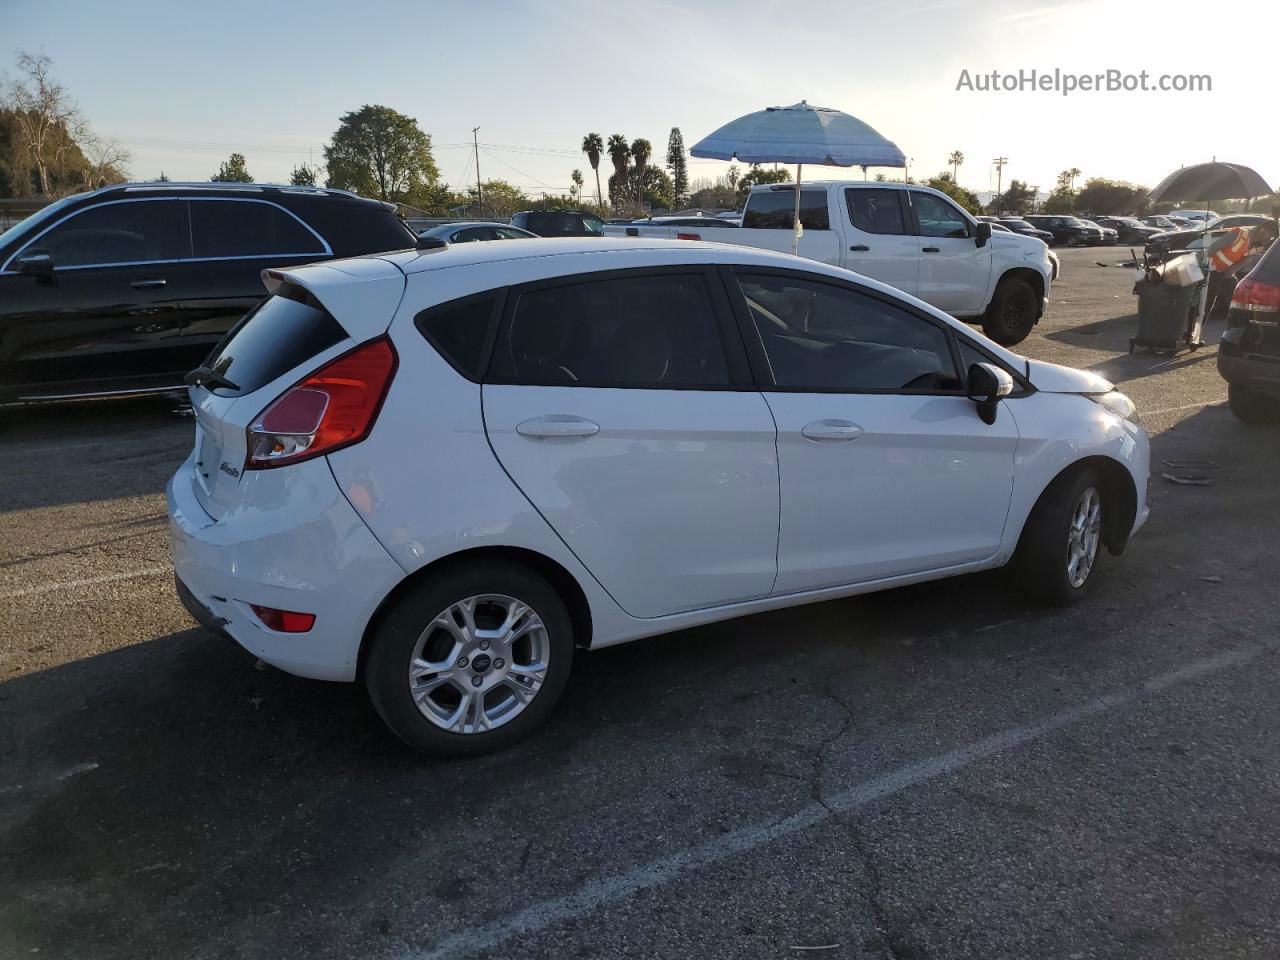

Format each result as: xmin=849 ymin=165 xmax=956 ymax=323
xmin=922 ymin=246 xmax=940 ymax=253
xmin=516 ymin=415 xmax=601 ymax=439
xmin=849 ymin=244 xmax=870 ymax=252
xmin=801 ymin=419 xmax=864 ymax=442
xmin=131 ymin=278 xmax=167 ymax=289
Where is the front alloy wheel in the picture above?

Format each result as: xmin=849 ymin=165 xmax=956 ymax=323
xmin=1015 ymin=467 xmax=1107 ymax=606
xmin=1065 ymin=486 xmax=1102 ymax=588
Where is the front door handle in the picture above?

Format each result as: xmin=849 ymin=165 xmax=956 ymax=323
xmin=516 ymin=415 xmax=600 ymax=439
xmin=131 ymin=278 xmax=167 ymax=289
xmin=849 ymin=244 xmax=871 ymax=252
xmin=922 ymin=246 xmax=941 ymax=253
xmin=801 ymin=419 xmax=864 ymax=442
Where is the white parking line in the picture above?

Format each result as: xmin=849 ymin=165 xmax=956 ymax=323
xmin=411 ymin=645 xmax=1259 ymax=960
xmin=0 ymin=565 xmax=171 ymax=602
xmin=1142 ymin=399 xmax=1225 ymax=417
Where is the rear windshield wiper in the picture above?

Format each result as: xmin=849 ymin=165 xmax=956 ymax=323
xmin=184 ymin=363 xmax=240 ymax=392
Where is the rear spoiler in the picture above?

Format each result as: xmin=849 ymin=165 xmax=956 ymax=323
xmin=261 ymin=260 xmax=407 ymax=343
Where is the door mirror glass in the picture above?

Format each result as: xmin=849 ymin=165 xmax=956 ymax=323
xmin=14 ymin=248 xmax=54 ymax=277
xmin=975 ymin=221 xmax=992 ymax=248
xmin=967 ymin=361 xmax=1014 ymax=424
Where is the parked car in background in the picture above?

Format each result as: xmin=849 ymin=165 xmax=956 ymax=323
xmin=419 ymin=222 xmax=538 ymax=243
xmin=996 ymin=218 xmax=1056 ymax=244
xmin=1093 ymin=217 xmax=1162 ymax=245
xmin=0 ymin=182 xmax=414 ymax=405
xmin=1169 ymin=209 xmax=1219 ymax=223
xmin=1077 ymin=219 xmax=1118 ymax=244
xmin=1143 ymin=215 xmax=1275 ymax=255
xmin=603 ymin=181 xmax=1055 ymax=344
xmin=618 ymin=215 xmax=740 ymax=232
xmin=1142 ymin=215 xmax=1179 ymax=229
xmin=1024 ymin=215 xmax=1105 ymax=247
xmin=510 ymin=210 xmax=605 ymax=237
xmin=1218 ymin=237 xmax=1280 ymax=423
xmin=990 ymin=220 xmax=1059 ymax=279
xmin=169 ymin=238 xmax=1149 ymax=755
xmin=1206 ymin=214 xmax=1277 ymax=232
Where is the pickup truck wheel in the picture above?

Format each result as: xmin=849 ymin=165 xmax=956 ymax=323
xmin=982 ymin=277 xmax=1037 ymax=345
xmin=1228 ymin=384 xmax=1280 ymax=425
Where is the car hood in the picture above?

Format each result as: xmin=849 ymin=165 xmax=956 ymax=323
xmin=1024 ymin=358 xmax=1114 ymax=394
xmin=992 ymin=231 xmax=1048 ymax=253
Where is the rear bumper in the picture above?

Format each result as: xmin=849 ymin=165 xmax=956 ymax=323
xmin=167 ymin=454 xmax=406 ymax=682
xmin=1218 ymin=326 xmax=1280 ymax=396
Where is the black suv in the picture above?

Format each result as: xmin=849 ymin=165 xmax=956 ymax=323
xmin=1218 ymin=238 xmax=1280 ymax=423
xmin=509 ymin=210 xmax=605 ymax=237
xmin=0 ymin=183 xmax=413 ymax=404
xmin=1023 ymin=215 xmax=1104 ymax=247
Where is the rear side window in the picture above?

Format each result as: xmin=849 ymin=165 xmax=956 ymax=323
xmin=743 ymin=189 xmax=830 ymax=230
xmin=491 ymin=273 xmax=730 ymax=388
xmin=190 ymin=199 xmax=327 ymax=259
xmin=845 ymin=189 xmax=905 ymax=235
xmin=521 ymin=212 xmax=600 ymax=236
xmin=204 ymin=287 xmax=346 ymax=395
xmin=28 ymin=199 xmax=188 ymax=267
xmin=415 ymin=295 xmax=500 ymax=380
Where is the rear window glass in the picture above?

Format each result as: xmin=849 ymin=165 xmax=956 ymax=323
xmin=190 ymin=199 xmax=327 ymax=258
xmin=743 ymin=189 xmax=830 ymax=230
xmin=204 ymin=287 xmax=346 ymax=395
xmin=521 ymin=212 xmax=602 ymax=236
xmin=415 ymin=295 xmax=499 ymax=380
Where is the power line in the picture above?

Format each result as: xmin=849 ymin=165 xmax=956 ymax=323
xmin=481 ymin=148 xmax=561 ymax=190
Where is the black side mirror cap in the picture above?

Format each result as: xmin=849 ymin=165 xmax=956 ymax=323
xmin=975 ymin=221 xmax=992 ymax=248
xmin=967 ymin=361 xmax=1014 ymax=424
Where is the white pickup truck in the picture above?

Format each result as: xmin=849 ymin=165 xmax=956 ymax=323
xmin=602 ymin=181 xmax=1054 ymax=345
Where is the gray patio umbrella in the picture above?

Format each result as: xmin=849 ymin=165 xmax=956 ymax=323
xmin=1148 ymin=161 xmax=1272 ymax=205
xmin=690 ymin=101 xmax=906 ymax=254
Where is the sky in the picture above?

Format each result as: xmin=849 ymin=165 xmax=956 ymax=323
xmin=6 ymin=0 xmax=1275 ymax=200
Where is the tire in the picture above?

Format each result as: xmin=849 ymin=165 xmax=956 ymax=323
xmin=1014 ymin=467 xmax=1105 ymax=607
xmin=365 ymin=559 xmax=575 ymax=757
xmin=982 ymin=276 xmax=1037 ymax=346
xmin=1228 ymin=384 xmax=1280 ymax=425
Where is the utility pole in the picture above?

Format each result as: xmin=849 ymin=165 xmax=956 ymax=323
xmin=473 ymin=127 xmax=483 ymax=218
xmin=992 ymin=156 xmax=1008 ymax=213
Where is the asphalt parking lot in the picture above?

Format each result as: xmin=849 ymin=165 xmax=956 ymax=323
xmin=3 ymin=245 xmax=1280 ymax=960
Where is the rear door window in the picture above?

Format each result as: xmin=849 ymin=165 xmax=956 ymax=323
xmin=190 ymin=199 xmax=327 ymax=259
xmin=26 ymin=199 xmax=189 ymax=267
xmin=743 ymin=189 xmax=830 ymax=230
xmin=845 ymin=189 xmax=905 ymax=234
xmin=415 ymin=294 xmax=501 ymax=380
xmin=202 ymin=287 xmax=346 ymax=395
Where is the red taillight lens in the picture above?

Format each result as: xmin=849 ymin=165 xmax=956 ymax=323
xmin=676 ymin=232 xmax=701 ymax=241
xmin=246 ymin=338 xmax=397 ymax=469
xmin=1231 ymin=276 xmax=1280 ymax=314
xmin=249 ymin=604 xmax=316 ymax=633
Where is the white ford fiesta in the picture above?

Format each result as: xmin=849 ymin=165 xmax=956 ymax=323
xmin=169 ymin=237 xmax=1149 ymax=756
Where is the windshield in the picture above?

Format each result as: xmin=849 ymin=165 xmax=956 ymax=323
xmin=0 ymin=192 xmax=89 ymax=253
xmin=1005 ymin=220 xmax=1034 ymax=229
xmin=1064 ymin=217 xmax=1086 ymax=226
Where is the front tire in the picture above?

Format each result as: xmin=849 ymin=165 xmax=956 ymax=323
xmin=1014 ymin=468 xmax=1105 ymax=606
xmin=1228 ymin=384 xmax=1280 ymax=425
xmin=982 ymin=277 xmax=1037 ymax=345
xmin=365 ymin=560 xmax=574 ymax=757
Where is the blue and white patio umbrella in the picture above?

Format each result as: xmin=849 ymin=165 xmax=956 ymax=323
xmin=690 ymin=101 xmax=906 ymax=253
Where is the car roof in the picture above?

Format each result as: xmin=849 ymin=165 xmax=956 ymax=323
xmin=424 ymin=221 xmax=524 ymax=233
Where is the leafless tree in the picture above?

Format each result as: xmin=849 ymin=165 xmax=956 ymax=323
xmin=7 ymin=52 xmax=82 ymax=196
xmin=81 ymin=134 xmax=130 ymax=189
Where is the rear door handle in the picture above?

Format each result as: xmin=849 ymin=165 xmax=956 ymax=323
xmin=922 ymin=246 xmax=940 ymax=253
xmin=849 ymin=244 xmax=870 ymax=252
xmin=801 ymin=419 xmax=864 ymax=442
xmin=516 ymin=415 xmax=600 ymax=439
xmin=131 ymin=278 xmax=167 ymax=289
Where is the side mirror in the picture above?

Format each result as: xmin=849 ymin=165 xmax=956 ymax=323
xmin=14 ymin=249 xmax=55 ymax=279
xmin=967 ymin=361 xmax=1014 ymax=424
xmin=975 ymin=221 xmax=992 ymax=248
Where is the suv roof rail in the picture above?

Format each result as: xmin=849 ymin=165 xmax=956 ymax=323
xmin=107 ymin=182 xmax=366 ymax=200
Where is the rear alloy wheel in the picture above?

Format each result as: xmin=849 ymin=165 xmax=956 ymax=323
xmin=366 ymin=561 xmax=573 ymax=756
xmin=982 ymin=277 xmax=1037 ymax=346
xmin=1015 ymin=468 xmax=1106 ymax=606
xmin=1228 ymin=384 xmax=1280 ymax=425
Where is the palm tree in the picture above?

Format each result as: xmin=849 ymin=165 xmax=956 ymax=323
xmin=726 ymin=164 xmax=740 ymax=190
xmin=1067 ymin=167 xmax=1081 ymax=190
xmin=631 ymin=138 xmax=651 ymax=176
xmin=949 ymin=150 xmax=965 ymax=180
xmin=581 ymin=133 xmax=604 ymax=205
xmin=571 ymin=169 xmax=584 ymax=203
xmin=606 ymin=134 xmax=630 ymax=180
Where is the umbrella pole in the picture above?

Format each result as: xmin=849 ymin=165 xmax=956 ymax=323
xmin=792 ymin=163 xmax=803 ymax=256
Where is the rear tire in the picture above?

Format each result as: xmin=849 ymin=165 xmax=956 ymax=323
xmin=365 ymin=559 xmax=574 ymax=757
xmin=982 ymin=277 xmax=1037 ymax=346
xmin=1228 ymin=384 xmax=1280 ymax=425
xmin=1014 ymin=468 xmax=1105 ymax=607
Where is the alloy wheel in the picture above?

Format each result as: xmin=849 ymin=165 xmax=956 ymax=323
xmin=1066 ymin=486 xmax=1102 ymax=588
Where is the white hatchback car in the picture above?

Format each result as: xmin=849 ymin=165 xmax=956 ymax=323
xmin=169 ymin=237 xmax=1149 ymax=755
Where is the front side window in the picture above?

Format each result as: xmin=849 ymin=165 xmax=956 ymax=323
xmin=190 ymin=199 xmax=326 ymax=259
xmin=742 ymin=189 xmax=830 ymax=230
xmin=909 ymin=193 xmax=970 ymax=239
xmin=451 ymin=227 xmax=497 ymax=243
xmin=737 ymin=273 xmax=959 ymax=392
xmin=26 ymin=199 xmax=188 ymax=268
xmin=845 ymin=189 xmax=905 ymax=235
xmin=492 ymin=273 xmax=730 ymax=388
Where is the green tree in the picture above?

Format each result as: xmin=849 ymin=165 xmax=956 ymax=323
xmin=468 ymin=179 xmax=526 ymax=218
xmin=1074 ymin=177 xmax=1148 ymax=215
xmin=630 ymin=138 xmax=651 ymax=178
xmin=989 ymin=178 xmax=1037 ymax=215
xmin=606 ymin=134 xmax=630 ymax=205
xmin=948 ymin=150 xmax=965 ymax=180
xmin=324 ymin=105 xmax=439 ymax=204
xmin=686 ymin=176 xmax=737 ymax=210
xmin=924 ymin=171 xmax=981 ymax=215
xmin=666 ymin=127 xmax=688 ymax=206
xmin=211 ymin=152 xmax=253 ymax=183
xmin=289 ymin=163 xmax=319 ymax=186
xmin=155 ymin=171 xmax=169 ymax=182
xmin=1059 ymin=167 xmax=1082 ymax=191
xmin=726 ymin=164 xmax=740 ymax=191
xmin=581 ymin=132 xmax=603 ymax=205
xmin=570 ymin=168 xmax=584 ymax=202
xmin=736 ymin=163 xmax=790 ymax=200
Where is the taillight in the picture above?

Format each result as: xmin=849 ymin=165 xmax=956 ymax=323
xmin=1231 ymin=275 xmax=1280 ymax=315
xmin=246 ymin=337 xmax=396 ymax=469
xmin=249 ymin=604 xmax=316 ymax=633
xmin=676 ymin=232 xmax=701 ymax=241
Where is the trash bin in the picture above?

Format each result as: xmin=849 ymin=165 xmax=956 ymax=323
xmin=1130 ymin=279 xmax=1199 ymax=352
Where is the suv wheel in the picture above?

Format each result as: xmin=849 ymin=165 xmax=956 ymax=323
xmin=982 ymin=277 xmax=1037 ymax=346
xmin=1014 ymin=467 xmax=1105 ymax=606
xmin=365 ymin=560 xmax=574 ymax=756
xmin=1228 ymin=384 xmax=1280 ymax=425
